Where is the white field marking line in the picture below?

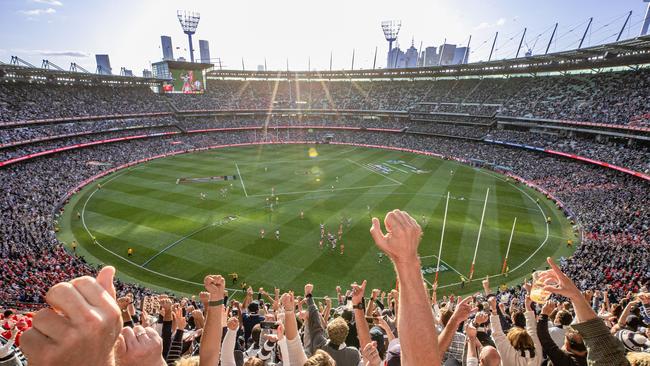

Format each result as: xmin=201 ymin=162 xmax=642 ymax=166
xmin=235 ymin=158 xmax=341 ymax=165
xmin=383 ymin=162 xmax=410 ymax=174
xmin=419 ymin=254 xmax=466 ymax=278
xmin=80 ymin=172 xmax=243 ymax=291
xmin=345 ymin=158 xmax=404 ymax=185
xmin=420 ymin=169 xmax=551 ymax=286
xmin=246 ymin=183 xmax=400 ymax=198
xmin=142 ymin=223 xmax=217 ymax=267
xmin=234 ymin=162 xmax=248 ymax=198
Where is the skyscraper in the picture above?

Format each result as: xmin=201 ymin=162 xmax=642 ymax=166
xmin=404 ymin=40 xmax=419 ymax=68
xmin=424 ymin=46 xmax=439 ymax=66
xmin=95 ymin=54 xmax=112 ymax=75
xmin=161 ymin=36 xmax=174 ymax=61
xmin=452 ymin=47 xmax=469 ymax=64
xmin=199 ymin=40 xmax=211 ymax=64
xmin=438 ymin=44 xmax=456 ymax=66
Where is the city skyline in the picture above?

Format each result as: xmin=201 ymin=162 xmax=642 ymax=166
xmin=0 ymin=0 xmax=649 ymax=74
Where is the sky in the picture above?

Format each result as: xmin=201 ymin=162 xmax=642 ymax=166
xmin=0 ymin=0 xmax=648 ymax=75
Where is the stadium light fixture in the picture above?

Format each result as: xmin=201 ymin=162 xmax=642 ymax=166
xmin=381 ymin=20 xmax=401 ymax=52
xmin=177 ymin=10 xmax=201 ymax=63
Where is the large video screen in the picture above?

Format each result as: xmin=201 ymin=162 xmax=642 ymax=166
xmin=167 ymin=68 xmax=204 ymax=94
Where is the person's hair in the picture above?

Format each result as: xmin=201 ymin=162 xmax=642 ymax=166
xmin=440 ymin=308 xmax=453 ymax=327
xmin=174 ymin=356 xmax=200 ymax=366
xmin=251 ymin=324 xmax=261 ymax=347
xmin=244 ymin=358 xmax=265 ymax=366
xmin=627 ymin=352 xmax=650 ymax=366
xmin=564 ymin=329 xmax=586 ymax=354
xmin=555 ymin=310 xmax=573 ymax=326
xmin=506 ymin=327 xmax=536 ymax=358
xmin=304 ymin=350 xmax=336 ymax=366
xmin=327 ymin=317 xmax=349 ymax=346
xmin=510 ymin=310 xmax=526 ymax=329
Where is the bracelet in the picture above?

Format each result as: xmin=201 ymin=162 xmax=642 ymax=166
xmin=208 ymin=299 xmax=224 ymax=307
xmin=353 ymin=297 xmax=366 ymax=310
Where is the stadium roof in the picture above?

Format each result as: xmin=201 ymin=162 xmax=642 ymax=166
xmin=0 ymin=64 xmax=163 ymax=86
xmin=207 ymin=35 xmax=650 ymax=80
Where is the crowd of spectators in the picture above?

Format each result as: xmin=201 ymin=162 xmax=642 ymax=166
xmin=2 ymin=223 xmax=649 ymax=366
xmin=1 ymin=78 xmax=650 ymax=365
xmin=0 ymin=117 xmax=177 ymax=147
xmin=487 ymin=129 xmax=650 ymax=174
xmin=165 ymin=68 xmax=650 ymax=126
xmin=0 ymin=82 xmax=169 ymax=123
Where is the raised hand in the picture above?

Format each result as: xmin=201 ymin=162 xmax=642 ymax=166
xmin=450 ymin=296 xmax=478 ymax=324
xmin=174 ymin=307 xmax=187 ymax=331
xmin=370 ymin=209 xmax=422 ymax=265
xmin=361 ymin=341 xmax=382 ymax=366
xmin=541 ymin=300 xmax=556 ymax=316
xmin=227 ymin=317 xmax=239 ymax=331
xmin=21 ymin=266 xmax=122 ymax=366
xmin=199 ymin=291 xmax=210 ymax=305
xmin=525 ymin=295 xmax=533 ymax=312
xmin=304 ymin=283 xmax=314 ymax=297
xmin=465 ymin=323 xmax=478 ymax=339
xmin=115 ymin=325 xmax=166 ymax=366
xmin=280 ymin=292 xmax=295 ymax=311
xmin=204 ymin=275 xmax=226 ymax=300
xmin=371 ymin=288 xmax=381 ymax=300
xmin=539 ymin=257 xmax=581 ymax=300
xmin=482 ymin=276 xmax=490 ymax=294
xmin=474 ymin=311 xmax=489 ymax=325
xmin=488 ymin=295 xmax=497 ymax=314
xmin=351 ymin=280 xmax=367 ymax=305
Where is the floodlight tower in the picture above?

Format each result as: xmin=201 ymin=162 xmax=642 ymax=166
xmin=177 ymin=10 xmax=200 ymax=62
xmin=382 ymin=20 xmax=402 ymax=53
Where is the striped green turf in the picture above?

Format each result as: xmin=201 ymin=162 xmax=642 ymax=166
xmin=56 ymin=144 xmax=577 ymax=297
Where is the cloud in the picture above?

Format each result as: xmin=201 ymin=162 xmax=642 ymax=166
xmin=474 ymin=17 xmax=507 ymax=30
xmin=11 ymin=49 xmax=89 ymax=58
xmin=19 ymin=8 xmax=56 ymax=16
xmin=31 ymin=0 xmax=63 ymax=6
xmin=40 ymin=50 xmax=89 ymax=57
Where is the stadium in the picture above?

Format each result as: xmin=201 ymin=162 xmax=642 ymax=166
xmin=1 ymin=1 xmax=649 ymax=365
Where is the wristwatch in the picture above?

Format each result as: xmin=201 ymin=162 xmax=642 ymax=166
xmin=353 ymin=297 xmax=366 ymax=310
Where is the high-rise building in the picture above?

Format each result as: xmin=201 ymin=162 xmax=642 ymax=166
xmin=438 ymin=44 xmax=456 ymax=66
xmin=161 ymin=36 xmax=174 ymax=61
xmin=424 ymin=46 xmax=439 ymax=66
xmin=452 ymin=47 xmax=469 ymax=64
xmin=404 ymin=40 xmax=419 ymax=68
xmin=387 ymin=47 xmax=405 ymax=68
xmin=199 ymin=40 xmax=211 ymax=64
xmin=95 ymin=54 xmax=112 ymax=75
xmin=142 ymin=69 xmax=153 ymax=78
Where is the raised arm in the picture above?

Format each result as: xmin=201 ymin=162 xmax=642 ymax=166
xmin=541 ymin=257 xmax=628 ymax=366
xmin=281 ymin=292 xmax=308 ymax=366
xmin=220 ymin=317 xmax=239 ymax=366
xmin=199 ymin=274 xmax=226 ymax=366
xmin=352 ymin=280 xmax=372 ymax=348
xmin=305 ymin=283 xmax=327 ymax=353
xmin=438 ymin=296 xmax=476 ymax=356
xmin=370 ymin=209 xmax=440 ymax=366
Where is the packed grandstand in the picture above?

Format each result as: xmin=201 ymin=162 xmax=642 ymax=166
xmin=1 ymin=34 xmax=650 ymax=366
